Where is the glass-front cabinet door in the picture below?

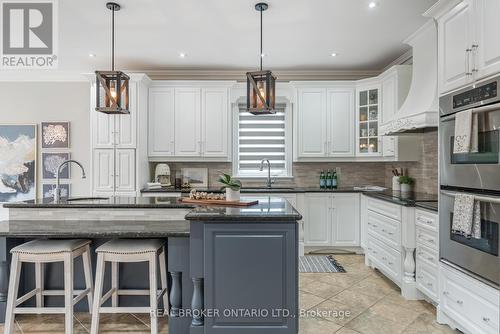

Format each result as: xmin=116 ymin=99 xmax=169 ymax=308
xmin=357 ymin=86 xmax=381 ymax=155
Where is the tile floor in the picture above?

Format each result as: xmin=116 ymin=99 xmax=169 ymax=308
xmin=0 ymin=255 xmax=457 ymax=334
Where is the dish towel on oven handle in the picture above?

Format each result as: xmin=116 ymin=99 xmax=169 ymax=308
xmin=452 ymin=193 xmax=481 ymax=239
xmin=453 ymin=109 xmax=479 ymax=154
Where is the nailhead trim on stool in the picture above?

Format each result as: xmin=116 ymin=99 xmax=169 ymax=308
xmin=4 ymin=239 xmax=94 ymax=334
xmin=90 ymin=239 xmax=169 ymax=334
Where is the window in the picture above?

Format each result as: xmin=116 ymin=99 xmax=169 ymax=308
xmin=234 ymin=103 xmax=292 ymax=177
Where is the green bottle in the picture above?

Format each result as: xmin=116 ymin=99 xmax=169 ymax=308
xmin=332 ymin=168 xmax=338 ymax=189
xmin=319 ymin=170 xmax=326 ymax=189
xmin=326 ymin=170 xmax=332 ymax=189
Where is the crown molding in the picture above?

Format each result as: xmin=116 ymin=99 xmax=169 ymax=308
xmin=424 ymin=0 xmax=463 ymax=19
xmin=382 ymin=49 xmax=413 ymax=72
xmin=144 ymin=69 xmax=381 ymax=81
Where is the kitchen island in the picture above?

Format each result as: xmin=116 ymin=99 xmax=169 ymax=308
xmin=0 ymin=196 xmax=301 ymax=334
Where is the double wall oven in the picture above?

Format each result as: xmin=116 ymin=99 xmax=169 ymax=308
xmin=439 ymin=75 xmax=500 ymax=287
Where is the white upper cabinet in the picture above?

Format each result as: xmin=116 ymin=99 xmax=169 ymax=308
xmin=328 ymin=89 xmax=354 ymax=156
xmin=474 ymin=0 xmax=500 ymax=80
xmin=148 ymin=87 xmax=175 ymax=157
xmin=356 ymin=84 xmax=382 ymax=156
xmin=175 ymin=88 xmax=202 ymax=156
xmin=296 ymin=86 xmax=355 ymax=159
xmin=201 ymin=88 xmax=229 ymax=157
xmin=297 ymin=88 xmax=328 ymax=158
xmin=438 ymin=0 xmax=473 ymax=93
xmin=148 ymin=82 xmax=233 ymax=160
xmin=92 ymin=85 xmax=137 ymax=149
xmin=437 ymin=0 xmax=500 ymax=94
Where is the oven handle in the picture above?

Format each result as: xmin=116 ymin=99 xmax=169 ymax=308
xmin=441 ymin=190 xmax=500 ymax=204
xmin=441 ymin=103 xmax=500 ymax=122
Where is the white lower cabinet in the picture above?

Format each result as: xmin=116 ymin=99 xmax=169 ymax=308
xmin=93 ymin=149 xmax=136 ymax=196
xmin=304 ymin=193 xmax=360 ymax=248
xmin=438 ymin=262 xmax=500 ymax=334
xmin=415 ymin=208 xmax=439 ymax=303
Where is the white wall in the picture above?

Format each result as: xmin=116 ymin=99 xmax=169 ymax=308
xmin=0 ymin=82 xmax=91 ymax=198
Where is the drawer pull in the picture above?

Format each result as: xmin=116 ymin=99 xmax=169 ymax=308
xmin=443 ymin=291 xmax=449 ymax=296
xmin=426 ymin=283 xmax=433 ymax=287
xmin=417 ymin=275 xmax=423 ymax=279
xmin=388 ymin=232 xmax=394 ymax=235
xmin=382 ymin=256 xmax=387 ymax=260
xmin=388 ymin=261 xmax=393 ymax=265
xmin=373 ymin=250 xmax=377 ymax=254
xmin=456 ymin=300 xmax=463 ymax=305
xmin=418 ymin=252 xmax=423 ymax=255
xmin=372 ymin=224 xmax=378 ymax=228
xmin=482 ymin=317 xmax=490 ymax=322
xmin=427 ymin=239 xmax=434 ymax=243
xmin=367 ymin=247 xmax=372 ymax=250
xmin=427 ymin=257 xmax=434 ymax=261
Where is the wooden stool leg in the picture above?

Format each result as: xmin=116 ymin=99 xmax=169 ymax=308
xmin=35 ymin=262 xmax=44 ymax=311
xmin=64 ymin=253 xmax=74 ymax=334
xmin=149 ymin=254 xmax=158 ymax=334
xmin=91 ymin=253 xmax=105 ymax=334
xmin=82 ymin=245 xmax=94 ymax=314
xmin=159 ymin=246 xmax=169 ymax=313
xmin=4 ymin=253 xmax=21 ymax=334
xmin=111 ymin=261 xmax=119 ymax=307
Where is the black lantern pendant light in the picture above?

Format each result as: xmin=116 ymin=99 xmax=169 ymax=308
xmin=246 ymin=2 xmax=276 ymax=115
xmin=95 ymin=2 xmax=130 ymax=114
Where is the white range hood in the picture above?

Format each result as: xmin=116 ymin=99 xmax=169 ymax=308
xmin=380 ymin=20 xmax=439 ymax=135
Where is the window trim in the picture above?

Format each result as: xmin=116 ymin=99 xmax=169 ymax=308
xmin=232 ymin=100 xmax=293 ymax=179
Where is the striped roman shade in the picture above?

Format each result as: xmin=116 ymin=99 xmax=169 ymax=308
xmin=237 ymin=104 xmax=288 ymax=176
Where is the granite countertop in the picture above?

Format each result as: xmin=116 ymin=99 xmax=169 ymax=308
xmin=3 ymin=196 xmax=196 ymax=209
xmin=0 ymin=219 xmax=190 ymax=238
xmin=141 ymin=186 xmax=368 ymax=194
xmin=185 ymin=197 xmax=302 ymax=221
xmin=415 ymin=201 xmax=439 ymax=212
xmin=363 ymin=190 xmax=438 ymax=208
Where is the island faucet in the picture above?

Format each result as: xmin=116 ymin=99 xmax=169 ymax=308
xmin=54 ymin=160 xmax=86 ymax=202
xmin=259 ymin=159 xmax=274 ymax=189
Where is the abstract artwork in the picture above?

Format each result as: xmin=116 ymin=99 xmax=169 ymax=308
xmin=0 ymin=124 xmax=37 ymax=202
xmin=41 ymin=122 xmax=70 ymax=148
xmin=42 ymin=183 xmax=70 ymax=199
xmin=42 ymin=152 xmax=70 ymax=179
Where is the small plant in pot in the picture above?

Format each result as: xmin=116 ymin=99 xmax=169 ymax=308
xmin=398 ymin=176 xmax=415 ymax=193
xmin=218 ymin=173 xmax=242 ymax=201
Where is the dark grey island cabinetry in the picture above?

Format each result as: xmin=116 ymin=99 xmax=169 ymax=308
xmin=1 ymin=196 xmax=301 ymax=334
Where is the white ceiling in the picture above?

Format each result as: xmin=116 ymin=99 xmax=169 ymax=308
xmin=58 ymin=0 xmax=437 ymax=72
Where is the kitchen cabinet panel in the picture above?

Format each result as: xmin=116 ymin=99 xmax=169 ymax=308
xmin=93 ymin=111 xmax=114 ymax=148
xmin=304 ymin=193 xmax=331 ymax=246
xmin=149 ymin=87 xmax=175 ymax=156
xmin=115 ymin=149 xmax=136 ymax=193
xmin=297 ymin=88 xmax=328 ymax=158
xmin=93 ymin=149 xmax=115 ymax=193
xmin=328 ymin=89 xmax=354 ymax=156
xmin=475 ymin=0 xmax=500 ymax=80
xmin=332 ymin=193 xmax=360 ymax=246
xmin=202 ymin=88 xmax=229 ymax=157
xmin=438 ymin=0 xmax=474 ymax=93
xmin=174 ymin=88 xmax=202 ymax=156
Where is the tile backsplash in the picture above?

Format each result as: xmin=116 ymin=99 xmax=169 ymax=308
xmin=150 ymin=130 xmax=438 ymax=194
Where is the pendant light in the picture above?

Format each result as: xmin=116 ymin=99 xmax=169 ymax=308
xmin=95 ymin=2 xmax=130 ymax=114
xmin=246 ymin=2 xmax=276 ymax=115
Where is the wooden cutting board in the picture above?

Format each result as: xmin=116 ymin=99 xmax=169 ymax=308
xmin=179 ymin=198 xmax=259 ymax=206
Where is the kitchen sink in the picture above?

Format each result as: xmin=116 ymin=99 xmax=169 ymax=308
xmin=66 ymin=197 xmax=109 ymax=201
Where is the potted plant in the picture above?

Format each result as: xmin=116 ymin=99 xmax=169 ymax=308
xmin=398 ymin=175 xmax=415 ymax=193
xmin=218 ymin=173 xmax=242 ymax=201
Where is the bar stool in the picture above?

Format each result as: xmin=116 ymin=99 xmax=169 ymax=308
xmin=90 ymin=239 xmax=168 ymax=334
xmin=4 ymin=239 xmax=94 ymax=334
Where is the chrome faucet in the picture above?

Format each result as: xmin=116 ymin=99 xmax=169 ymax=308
xmin=259 ymin=159 xmax=274 ymax=189
xmin=54 ymin=160 xmax=86 ymax=202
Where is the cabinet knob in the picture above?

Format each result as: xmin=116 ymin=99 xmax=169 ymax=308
xmin=443 ymin=291 xmax=449 ymax=296
xmin=388 ymin=262 xmax=393 ymax=265
xmin=417 ymin=275 xmax=423 ymax=279
xmin=456 ymin=300 xmax=463 ymax=305
xmin=482 ymin=317 xmax=490 ymax=322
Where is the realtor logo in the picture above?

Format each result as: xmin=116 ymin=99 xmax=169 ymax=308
xmin=1 ymin=0 xmax=58 ymax=68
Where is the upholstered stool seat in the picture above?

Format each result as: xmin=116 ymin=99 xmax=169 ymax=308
xmin=4 ymin=239 xmax=94 ymax=334
xmin=91 ymin=239 xmax=168 ymax=334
